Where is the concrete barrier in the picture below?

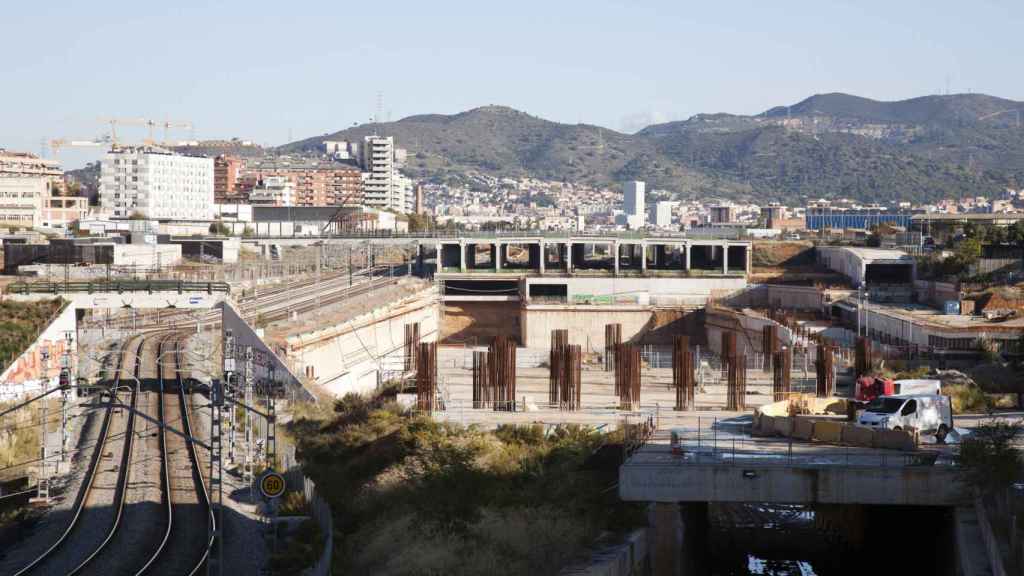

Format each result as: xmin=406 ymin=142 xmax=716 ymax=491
xmin=758 ymin=399 xmax=790 ymax=417
xmin=756 ymin=415 xmax=775 ymax=436
xmin=792 ymin=418 xmax=814 ymax=440
xmin=842 ymin=424 xmax=875 ymax=448
xmin=812 ymin=420 xmax=844 ymax=443
xmin=873 ymin=428 xmax=917 ymax=451
xmin=774 ymin=417 xmax=793 ymax=437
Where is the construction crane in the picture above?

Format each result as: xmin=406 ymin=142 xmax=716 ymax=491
xmin=47 ymin=137 xmax=110 ymax=157
xmin=96 ymin=116 xmax=194 ymax=147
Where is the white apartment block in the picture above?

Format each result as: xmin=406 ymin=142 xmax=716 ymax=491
xmin=100 ymin=147 xmax=214 ymax=220
xmin=0 ymin=150 xmax=63 ymax=229
xmin=360 ymin=136 xmax=414 ymax=213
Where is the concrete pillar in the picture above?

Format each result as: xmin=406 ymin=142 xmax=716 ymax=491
xmin=722 ymin=243 xmax=728 ymax=274
xmin=651 ymin=502 xmax=682 ymax=576
xmin=685 ymin=243 xmax=691 ymax=271
xmin=495 ymin=243 xmax=501 ymax=271
xmin=641 ymin=243 xmax=647 ymax=273
xmin=613 ymin=241 xmax=620 ymax=275
xmin=459 ymin=242 xmax=467 ymax=273
xmin=538 ymin=241 xmax=545 ymax=275
xmin=566 ymin=242 xmax=573 ymax=273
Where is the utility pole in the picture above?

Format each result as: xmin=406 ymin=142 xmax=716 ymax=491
xmin=210 ymin=329 xmax=232 ymax=576
xmin=60 ymin=331 xmax=73 ymax=465
xmin=244 ymin=346 xmax=254 ymax=501
xmin=36 ymin=346 xmax=51 ymax=503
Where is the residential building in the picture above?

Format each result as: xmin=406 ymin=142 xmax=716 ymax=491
xmin=710 ymin=204 xmax=736 ymax=224
xmin=241 ymin=161 xmax=363 ymax=207
xmin=40 ymin=192 xmax=89 ymax=229
xmin=361 ymin=136 xmax=413 ymax=213
xmin=0 ymin=150 xmax=63 ymax=229
xmin=654 ymin=201 xmax=675 ymax=228
xmin=248 ymin=176 xmax=295 ymax=206
xmin=214 ymin=155 xmax=243 ymax=202
xmin=100 ymin=146 xmax=214 ymax=220
xmin=623 ymin=181 xmax=645 ymax=228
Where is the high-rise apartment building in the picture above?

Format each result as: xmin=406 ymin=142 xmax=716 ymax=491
xmin=100 ymin=146 xmax=214 ymax=220
xmin=0 ymin=150 xmax=63 ymax=228
xmin=710 ymin=204 xmax=736 ymax=224
xmin=623 ymin=181 xmax=646 ymax=229
xmin=361 ymin=136 xmax=413 ymax=213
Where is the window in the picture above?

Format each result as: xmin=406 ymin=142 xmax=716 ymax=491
xmin=901 ymin=400 xmax=917 ymax=416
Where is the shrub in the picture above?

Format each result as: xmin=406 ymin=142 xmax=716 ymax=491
xmin=944 ymin=384 xmax=991 ymax=414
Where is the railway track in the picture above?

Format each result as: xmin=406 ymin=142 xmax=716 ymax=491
xmin=138 ymin=337 xmax=214 ymax=576
xmin=12 ymin=336 xmax=144 ymax=576
xmin=11 ymin=332 xmax=214 ymax=575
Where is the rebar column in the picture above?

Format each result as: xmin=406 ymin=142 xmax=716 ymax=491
xmin=773 ymin=347 xmax=792 ymax=402
xmin=472 ymin=351 xmax=490 ymax=408
xmin=605 ymin=323 xmax=622 ymax=372
xmin=855 ymin=337 xmax=872 ymax=377
xmin=416 ymin=341 xmax=437 ymax=411
xmin=404 ymin=322 xmax=421 ymax=372
xmin=815 ymin=344 xmax=835 ymax=398
xmin=617 ymin=344 xmax=642 ymax=410
xmin=562 ymin=344 xmax=582 ymax=411
xmin=727 ymin=353 xmax=747 ymax=411
xmin=762 ymin=324 xmax=779 ymax=372
xmin=549 ymin=329 xmax=568 ymax=406
xmin=491 ymin=335 xmax=517 ymax=411
xmin=673 ymin=335 xmax=694 ymax=411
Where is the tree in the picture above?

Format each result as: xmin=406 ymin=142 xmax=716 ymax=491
xmin=209 ymin=221 xmax=231 ymax=236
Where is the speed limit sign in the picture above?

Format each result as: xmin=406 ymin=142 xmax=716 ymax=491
xmin=259 ymin=471 xmax=286 ymax=499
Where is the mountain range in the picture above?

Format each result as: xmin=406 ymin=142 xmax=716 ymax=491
xmin=281 ymin=92 xmax=1024 ymax=204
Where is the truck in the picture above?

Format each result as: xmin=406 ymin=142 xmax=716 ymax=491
xmin=857 ymin=393 xmax=954 ymax=443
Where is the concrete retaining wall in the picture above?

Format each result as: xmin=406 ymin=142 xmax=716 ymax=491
xmin=0 ymin=301 xmax=76 ymax=400
xmin=282 ymin=288 xmax=440 ymax=398
xmin=619 ymin=463 xmax=965 ymax=506
xmin=560 ymin=528 xmax=649 ymax=576
xmin=705 ymin=308 xmax=794 ymax=357
xmin=220 ymin=300 xmax=312 ymax=401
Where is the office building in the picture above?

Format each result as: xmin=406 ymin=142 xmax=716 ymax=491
xmin=0 ymin=150 xmax=64 ymax=229
xmin=623 ymin=181 xmax=645 ymax=227
xmin=100 ymin=146 xmax=214 ymax=220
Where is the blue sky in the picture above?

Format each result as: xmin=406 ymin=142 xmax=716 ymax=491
xmin=3 ymin=0 xmax=1022 ymax=168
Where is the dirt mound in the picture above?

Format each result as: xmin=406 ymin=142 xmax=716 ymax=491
xmin=751 ymin=241 xmax=815 ymax=268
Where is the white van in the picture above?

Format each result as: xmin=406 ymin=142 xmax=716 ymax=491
xmin=857 ymin=393 xmax=954 ymax=442
xmin=892 ymin=379 xmax=942 ymax=396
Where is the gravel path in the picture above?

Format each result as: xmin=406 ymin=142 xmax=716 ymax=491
xmin=81 ymin=337 xmax=164 ymax=575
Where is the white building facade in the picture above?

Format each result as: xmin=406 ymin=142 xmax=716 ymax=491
xmin=100 ymin=147 xmax=214 ymax=220
xmin=360 ymin=136 xmax=413 ymax=213
xmin=248 ymin=176 xmax=295 ymax=206
xmin=0 ymin=150 xmax=63 ymax=229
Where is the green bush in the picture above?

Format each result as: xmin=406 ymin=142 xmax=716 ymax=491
xmin=944 ymin=384 xmax=991 ymax=414
xmin=289 ymin=395 xmax=644 ymax=575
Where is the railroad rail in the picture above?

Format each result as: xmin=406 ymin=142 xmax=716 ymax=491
xmin=13 ymin=336 xmax=143 ymax=576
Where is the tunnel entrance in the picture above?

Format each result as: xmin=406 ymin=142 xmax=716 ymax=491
xmin=865 ymin=263 xmax=913 ymax=284
xmin=683 ymin=502 xmax=956 ymax=575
